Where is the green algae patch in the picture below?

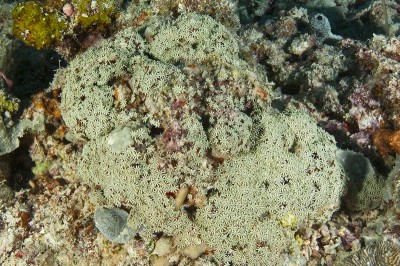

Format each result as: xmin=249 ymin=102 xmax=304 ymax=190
xmin=75 ymin=0 xmax=117 ymax=32
xmin=12 ymin=1 xmax=67 ymax=49
xmin=32 ymin=160 xmax=52 ymax=176
xmin=12 ymin=0 xmax=119 ymax=51
xmin=0 ymin=92 xmax=19 ymax=113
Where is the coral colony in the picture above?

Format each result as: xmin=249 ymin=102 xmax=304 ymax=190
xmin=1 ymin=0 xmax=400 ymax=265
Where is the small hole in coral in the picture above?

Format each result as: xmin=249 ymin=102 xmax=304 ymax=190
xmin=282 ymin=176 xmax=291 ymax=185
xmin=149 ymin=126 xmax=164 ymax=137
xmin=262 ymin=180 xmax=270 ymax=190
xmin=184 ymin=205 xmax=197 ymax=221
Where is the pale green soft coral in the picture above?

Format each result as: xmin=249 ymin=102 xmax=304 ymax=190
xmin=78 ymin=118 xmax=207 ymax=240
xmin=57 ymin=29 xmax=146 ymax=141
xmin=209 ymin=110 xmax=253 ymax=158
xmin=57 ymin=13 xmax=269 ymax=142
xmin=145 ymin=13 xmax=239 ymax=65
xmin=196 ymin=110 xmax=345 ymax=264
xmin=78 ymin=109 xmax=344 ymax=265
xmin=127 ymin=57 xmax=189 ymax=127
xmin=55 ymin=13 xmax=345 ymax=265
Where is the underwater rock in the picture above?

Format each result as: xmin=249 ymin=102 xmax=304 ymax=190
xmin=94 ymin=207 xmax=136 ymax=243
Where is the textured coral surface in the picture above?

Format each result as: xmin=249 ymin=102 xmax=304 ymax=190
xmin=1 ymin=0 xmax=400 ymax=265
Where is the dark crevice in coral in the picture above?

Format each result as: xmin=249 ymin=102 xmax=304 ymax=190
xmin=8 ymin=134 xmax=35 ymax=191
xmin=243 ymin=99 xmax=255 ymax=117
xmin=107 ymin=77 xmax=117 ymax=87
xmin=153 ymin=231 xmax=164 ymax=239
xmin=9 ymin=42 xmax=66 ymax=98
xmin=121 ymin=0 xmax=132 ymax=10
xmin=44 ymin=123 xmax=58 ymax=136
xmin=270 ymin=99 xmax=288 ymax=112
xmin=262 ymin=180 xmax=270 ymax=190
xmin=200 ymin=114 xmax=211 ymax=132
xmin=206 ymin=187 xmax=220 ymax=198
xmin=149 ymin=126 xmax=164 ymax=138
xmin=142 ymin=51 xmax=159 ymax=62
xmin=280 ymin=83 xmax=300 ymax=95
xmin=184 ymin=205 xmax=197 ymax=222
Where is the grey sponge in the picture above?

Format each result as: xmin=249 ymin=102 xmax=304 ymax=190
xmin=337 ymin=150 xmax=385 ymax=211
xmin=94 ymin=207 xmax=136 ymax=243
xmin=310 ymin=13 xmax=342 ymax=43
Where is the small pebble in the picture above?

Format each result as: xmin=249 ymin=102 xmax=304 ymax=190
xmin=63 ymin=3 xmax=74 ymax=17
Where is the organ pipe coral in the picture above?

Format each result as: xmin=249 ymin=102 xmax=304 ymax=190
xmin=52 ymin=13 xmax=345 ymax=264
